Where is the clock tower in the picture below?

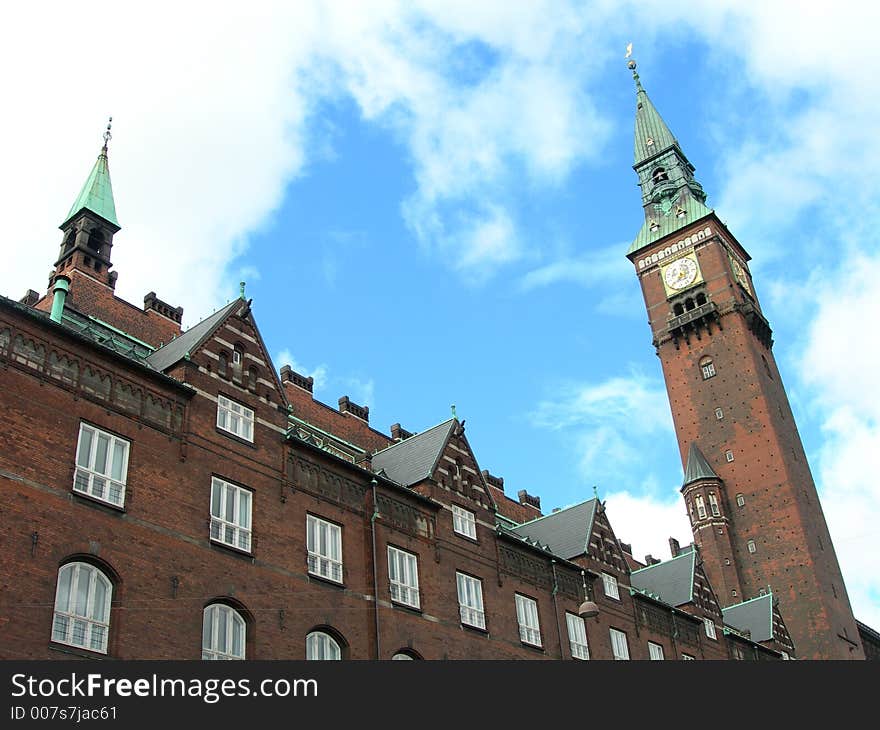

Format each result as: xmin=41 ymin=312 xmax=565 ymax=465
xmin=624 ymin=58 xmax=864 ymax=659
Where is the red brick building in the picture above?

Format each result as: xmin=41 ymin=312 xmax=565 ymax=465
xmin=0 ymin=70 xmax=870 ymax=661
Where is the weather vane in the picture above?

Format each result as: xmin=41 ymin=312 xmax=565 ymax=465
xmin=102 ymin=116 xmax=112 ymax=152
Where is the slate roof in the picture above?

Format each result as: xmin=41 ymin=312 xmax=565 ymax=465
xmin=722 ymin=593 xmax=774 ymax=643
xmin=510 ymin=499 xmax=598 ymax=559
xmin=630 ymin=550 xmax=696 ymax=606
xmin=683 ymin=443 xmax=719 ymax=486
xmin=371 ymin=419 xmax=456 ymax=486
xmin=147 ymin=299 xmax=242 ymax=372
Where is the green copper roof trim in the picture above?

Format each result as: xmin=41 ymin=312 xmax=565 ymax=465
xmin=61 ymin=150 xmax=119 ymax=229
xmin=84 ymin=314 xmax=155 ymax=351
xmin=627 ymin=202 xmax=714 ymax=257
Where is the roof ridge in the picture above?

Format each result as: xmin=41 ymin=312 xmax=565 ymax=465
xmin=511 ymin=497 xmax=596 ymax=528
xmin=370 ymin=418 xmax=455 ymax=456
xmin=630 ymin=549 xmax=693 ymax=574
xmin=722 ymin=592 xmax=773 ymax=611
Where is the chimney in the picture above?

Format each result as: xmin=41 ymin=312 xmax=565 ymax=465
xmin=49 ymin=275 xmax=71 ymax=324
xmin=645 ymin=554 xmax=660 ymax=566
xmin=619 ymin=542 xmax=632 ymax=555
xmin=481 ymin=470 xmax=504 ymax=490
xmin=144 ymin=291 xmax=184 ymax=324
xmin=517 ymin=489 xmax=541 ymax=510
xmin=280 ymin=365 xmax=314 ymax=393
xmin=19 ymin=289 xmax=40 ymax=307
xmin=339 ymin=395 xmax=369 ymax=423
xmin=669 ymin=537 xmax=681 ymax=558
xmin=390 ymin=423 xmax=413 ymax=441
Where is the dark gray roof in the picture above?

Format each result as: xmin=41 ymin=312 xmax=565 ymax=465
xmin=510 ymin=500 xmax=597 ymax=559
xmin=371 ymin=419 xmax=455 ymax=486
xmin=147 ymin=299 xmax=242 ymax=372
xmin=722 ymin=593 xmax=773 ymax=642
xmin=630 ymin=550 xmax=695 ymax=606
xmin=683 ymin=443 xmax=719 ymax=486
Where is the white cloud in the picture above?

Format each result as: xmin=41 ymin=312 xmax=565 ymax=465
xmin=797 ymin=253 xmax=880 ymax=629
xmin=518 ymin=243 xmax=631 ymax=292
xmin=275 ymin=349 xmax=329 ymax=392
xmin=603 ymin=490 xmax=692 ymax=565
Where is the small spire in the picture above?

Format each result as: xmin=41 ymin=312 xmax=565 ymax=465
xmin=450 ymin=404 xmax=457 ymax=420
xmin=60 ymin=118 xmax=119 ymax=229
xmin=239 ymin=281 xmax=246 ymax=299
xmin=592 ymin=484 xmax=599 ymax=500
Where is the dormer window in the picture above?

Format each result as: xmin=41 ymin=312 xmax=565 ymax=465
xmin=649 ymin=219 xmax=660 ymax=232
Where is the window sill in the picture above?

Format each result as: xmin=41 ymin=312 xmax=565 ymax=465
xmin=49 ymin=642 xmax=109 ymax=660
xmin=209 ymin=539 xmax=254 ymax=561
xmin=71 ymin=491 xmax=127 ymax=515
xmin=391 ymin=600 xmax=422 ymax=615
xmin=215 ymin=426 xmax=256 ymax=449
xmin=452 ymin=531 xmax=479 ymax=544
xmin=308 ymin=572 xmax=346 ymax=590
xmin=461 ymin=622 xmax=489 ymax=636
xmin=520 ymin=641 xmax=545 ymax=654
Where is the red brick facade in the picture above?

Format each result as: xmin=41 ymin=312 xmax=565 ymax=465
xmin=629 ymin=215 xmax=864 ymax=659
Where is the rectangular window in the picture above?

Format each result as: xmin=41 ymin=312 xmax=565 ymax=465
xmin=747 ymin=539 xmax=757 ymax=554
xmin=609 ymin=628 xmax=630 ymax=660
xmin=74 ymin=423 xmax=129 ymax=507
xmin=701 ymin=362 xmax=716 ymax=379
xmin=725 ymin=450 xmax=734 ymax=462
xmin=515 ymin=594 xmax=542 ymax=647
xmin=736 ymin=493 xmax=745 ymax=507
xmin=217 ymin=394 xmax=254 ymax=442
xmin=602 ymin=572 xmax=620 ymax=600
xmin=210 ymin=477 xmax=252 ymax=552
xmin=456 ymin=572 xmax=485 ymax=629
xmin=451 ymin=504 xmax=476 ymax=539
xmin=708 ymin=493 xmax=720 ymax=517
xmin=648 ymin=642 xmax=665 ymax=660
xmin=704 ymin=618 xmax=717 ymax=640
xmin=695 ymin=495 xmax=707 ymax=520
xmin=307 ymin=515 xmax=343 ymax=583
xmin=566 ymin=613 xmax=590 ymax=660
xmin=388 ymin=546 xmax=420 ymax=609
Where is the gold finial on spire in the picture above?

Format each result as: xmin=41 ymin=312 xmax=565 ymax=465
xmin=626 ymin=43 xmax=642 ymax=91
xmin=102 ymin=116 xmax=112 ymax=153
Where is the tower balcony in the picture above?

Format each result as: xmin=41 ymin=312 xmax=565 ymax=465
xmin=663 ymin=300 xmax=720 ymax=348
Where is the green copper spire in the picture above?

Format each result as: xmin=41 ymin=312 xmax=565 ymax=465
xmin=625 ymin=56 xmax=711 ymax=258
xmin=61 ymin=118 xmax=119 ymax=229
xmin=683 ymin=443 xmax=720 ymax=486
xmin=630 ymin=61 xmax=678 ymax=167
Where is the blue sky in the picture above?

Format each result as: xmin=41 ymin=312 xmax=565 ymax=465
xmin=2 ymin=1 xmax=878 ymax=629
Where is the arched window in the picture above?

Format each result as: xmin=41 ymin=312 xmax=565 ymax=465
xmin=306 ymin=630 xmax=343 ymax=660
xmin=708 ymin=492 xmax=720 ymax=517
xmin=51 ymin=562 xmax=113 ymax=654
xmin=695 ymin=292 xmax=707 ymax=307
xmin=202 ymin=603 xmax=246 ymax=660
xmin=391 ymin=649 xmax=422 ymax=660
xmin=652 ymin=167 xmax=668 ymax=184
xmin=695 ymin=495 xmax=707 ymax=520
xmin=673 ymin=302 xmax=684 ymax=316
xmin=685 ymin=298 xmax=695 ymax=311
xmin=700 ymin=357 xmax=716 ymax=380
xmin=218 ymin=352 xmax=228 ymax=378
xmin=86 ymin=230 xmax=104 ymax=256
xmin=247 ymin=366 xmax=257 ymax=392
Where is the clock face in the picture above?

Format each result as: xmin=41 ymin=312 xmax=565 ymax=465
xmin=730 ymin=257 xmax=752 ymax=294
xmin=664 ymin=257 xmax=698 ymax=291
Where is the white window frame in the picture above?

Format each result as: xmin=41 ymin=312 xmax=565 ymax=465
xmin=388 ymin=546 xmax=420 ymax=609
xmin=736 ymin=493 xmax=745 ymax=507
xmin=456 ymin=572 xmax=485 ymax=629
xmin=51 ymin=562 xmax=112 ymax=654
xmin=704 ymin=618 xmax=717 ymax=640
xmin=217 ymin=394 xmax=254 ymax=442
xmin=73 ymin=423 xmax=129 ymax=508
xmin=307 ymin=515 xmax=343 ymax=583
xmin=708 ymin=493 xmax=720 ymax=517
xmin=602 ymin=572 xmax=620 ymax=600
xmin=609 ymin=628 xmax=630 ymax=660
xmin=451 ymin=504 xmax=476 ymax=539
xmin=202 ymin=604 xmax=246 ymax=660
xmin=306 ymin=631 xmax=342 ymax=660
xmin=566 ymin=613 xmax=590 ymax=660
xmin=747 ymin=539 xmax=757 ymax=554
xmin=701 ymin=360 xmax=716 ymax=379
xmin=515 ymin=594 xmax=542 ymax=647
xmin=682 ymin=653 xmax=696 ymax=660
xmin=210 ymin=477 xmax=252 ymax=552
xmin=648 ymin=641 xmax=665 ymax=660
xmin=725 ymin=450 xmax=735 ymax=462
xmin=695 ymin=495 xmax=707 ymax=520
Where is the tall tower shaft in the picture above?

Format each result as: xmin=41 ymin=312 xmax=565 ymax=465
xmin=624 ymin=58 xmax=864 ymax=659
